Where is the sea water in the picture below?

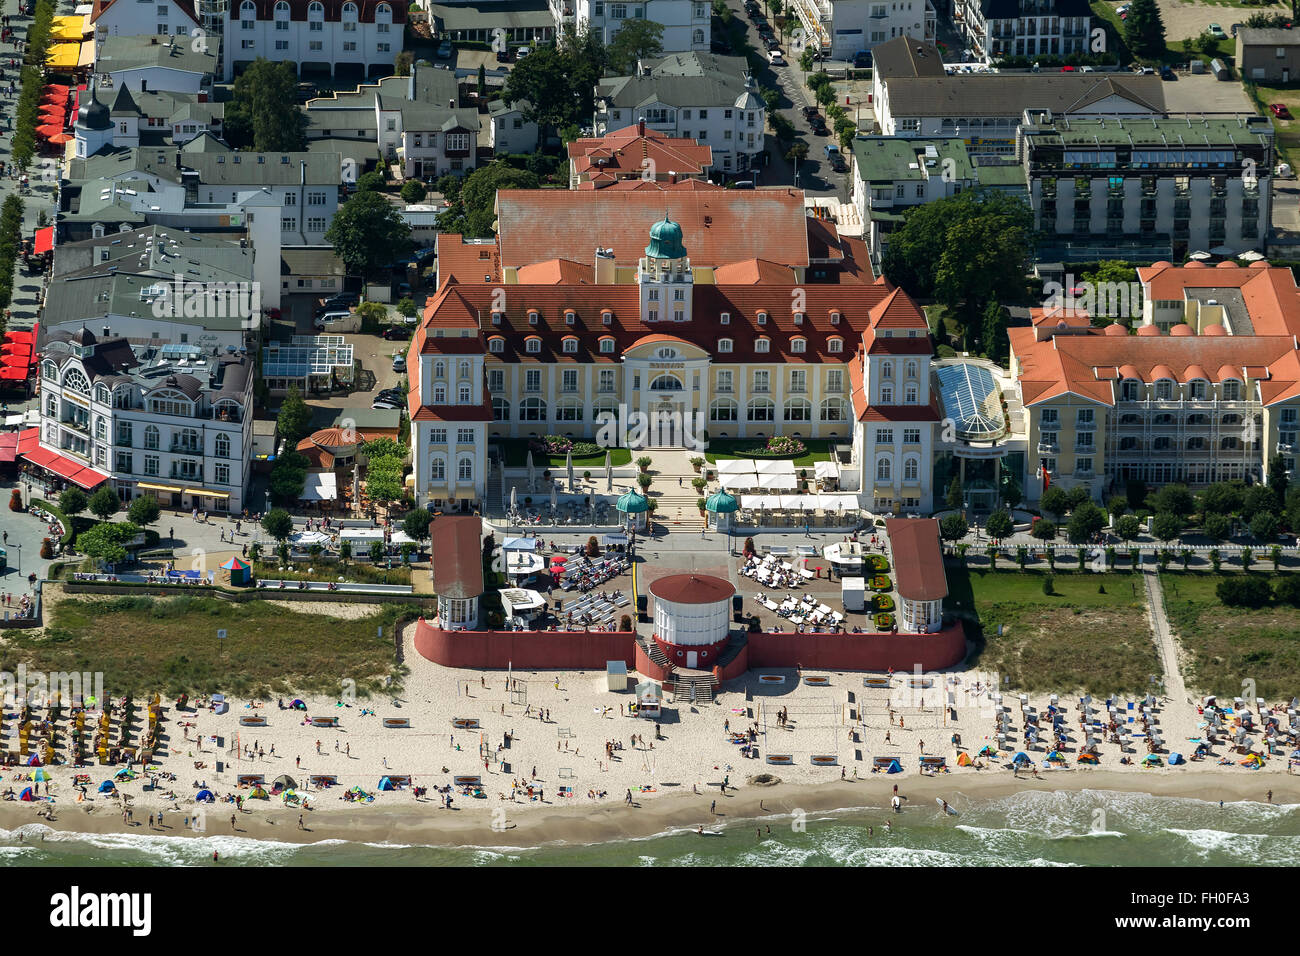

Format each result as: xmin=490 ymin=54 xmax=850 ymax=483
xmin=2 ymin=789 xmax=1296 ymax=866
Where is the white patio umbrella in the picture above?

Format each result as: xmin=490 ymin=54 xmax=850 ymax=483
xmin=551 ymin=480 xmax=558 ymax=511
xmin=526 ymin=450 xmax=536 ymax=493
xmin=604 ymin=449 xmax=613 ymax=493
xmin=510 ymin=485 xmax=517 ymax=512
xmin=565 ymin=448 xmax=574 ymax=491
xmin=1188 ymin=250 xmax=1212 ymax=261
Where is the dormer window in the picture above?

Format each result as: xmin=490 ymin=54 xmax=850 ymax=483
xmin=564 ymin=310 xmax=576 ymax=325
xmin=828 ymin=337 xmax=844 ymax=353
xmin=791 ymin=337 xmax=806 ymax=353
xmin=601 ymin=310 xmax=613 ymax=325
xmin=488 ymin=337 xmax=504 ymax=353
xmin=830 ymin=311 xmax=841 ymax=325
xmin=491 ymin=310 xmax=503 ymax=325
xmin=527 ymin=309 xmax=539 ymax=325
xmin=562 ymin=337 xmax=579 ymax=354
xmin=720 ymin=312 xmax=730 ymax=324
xmin=525 ymin=337 xmax=541 ymax=354
xmin=755 ymin=338 xmax=770 ymax=353
xmin=756 ymin=311 xmax=767 ymax=325
xmin=718 ymin=338 xmax=733 ymax=353
xmin=793 ymin=312 xmax=804 ymax=325
xmin=600 ymin=338 xmax=615 ymax=353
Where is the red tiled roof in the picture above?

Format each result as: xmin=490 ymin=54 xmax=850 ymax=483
xmin=1137 ymin=262 xmax=1300 ymax=337
xmin=93 ymin=0 xmax=199 ymax=24
xmin=410 ymin=398 xmax=493 ymax=423
xmin=494 ymin=189 xmax=812 ymax=270
xmin=568 ymin=126 xmax=712 ymax=182
xmin=648 ymin=573 xmax=735 ymax=606
xmin=429 ymin=516 xmax=482 ymax=599
xmin=885 ymin=518 xmax=947 ymax=602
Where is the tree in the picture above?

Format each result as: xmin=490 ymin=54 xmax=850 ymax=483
xmin=268 ymin=451 xmax=309 ymax=503
xmin=1031 ymin=519 xmax=1057 ymax=541
xmin=1241 ymin=485 xmax=1276 ymax=522
xmin=980 ymin=301 xmax=1009 ymax=364
xmin=261 ymin=508 xmax=294 ymax=542
xmin=1202 ymin=512 xmax=1231 ymax=542
xmin=403 ymin=508 xmax=432 ymax=543
xmin=437 ymin=163 xmax=539 ymax=239
xmin=355 ymin=171 xmax=387 ymax=193
xmin=395 ymin=297 xmax=417 ymax=319
xmin=276 ymin=385 xmax=312 ymax=446
xmin=1151 ymin=511 xmax=1183 ymax=542
xmin=1078 ymin=261 xmax=1140 ymax=320
xmin=1250 ymin=510 xmax=1279 ymax=542
xmin=77 ymin=521 xmax=142 ymax=567
xmin=786 ymin=141 xmax=809 ymax=166
xmin=985 ymin=509 xmax=1015 ymax=540
xmin=1107 ymin=496 xmax=1129 ymax=520
xmin=1066 ymin=501 xmax=1106 ymax=544
xmin=1148 ymin=483 xmax=1194 ymax=519
xmin=939 ymin=513 xmax=969 ymax=541
xmin=477 ymin=63 xmax=487 ymax=96
xmin=369 ymin=540 xmax=386 ymax=563
xmin=127 ymin=495 xmax=161 ymax=528
xmin=88 ymin=485 xmax=121 ymax=521
xmin=1040 ymin=485 xmax=1069 ymax=521
xmin=1200 ymin=481 xmax=1243 ymax=516
xmin=394 ymin=51 xmax=414 ymax=76
xmin=1115 ymin=515 xmax=1142 ymax=541
xmin=339 ymin=540 xmax=352 ymax=564
xmin=361 ymin=437 xmax=406 ymax=461
xmin=366 ymin=456 xmax=406 ymax=505
xmin=606 ymin=18 xmax=664 ymax=74
xmin=1191 ymin=30 xmax=1218 ymax=55
xmin=58 ymin=487 xmax=86 ymax=517
xmin=1275 ymin=575 xmax=1300 ymax=607
xmin=503 ymin=46 xmax=581 ymax=135
xmin=1217 ymin=576 xmax=1272 ymax=608
xmin=324 ymin=191 xmax=413 ymax=278
xmin=225 ymin=59 xmax=307 ymax=151
xmin=799 ymin=46 xmax=816 ymax=71
xmin=945 ymin=476 xmax=963 ymax=511
xmin=400 ymin=179 xmax=427 ymax=204
xmin=1123 ymin=0 xmax=1167 ymax=59
xmin=881 ymin=190 xmax=1033 ymax=338
xmin=1268 ymin=454 xmax=1290 ymax=508
xmin=1245 ymin=12 xmax=1292 ymax=29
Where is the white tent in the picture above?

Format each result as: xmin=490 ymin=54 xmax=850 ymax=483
xmin=502 ymin=536 xmax=539 ymax=552
xmin=288 ymin=530 xmax=331 ymax=546
xmin=720 ymin=472 xmax=757 ymax=490
xmin=754 ymin=459 xmax=797 ymax=475
xmin=715 ymin=459 xmax=755 ymax=474
xmin=299 ymin=472 xmax=337 ymax=502
xmin=757 ymin=472 xmax=797 ymax=490
xmin=739 ymin=495 xmax=762 ymax=509
xmin=798 ymin=497 xmax=820 ymax=512
xmin=814 ymin=461 xmax=839 ymax=481
xmin=777 ymin=494 xmax=803 ymax=510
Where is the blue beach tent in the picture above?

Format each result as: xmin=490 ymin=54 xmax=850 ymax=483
xmin=98 ymin=780 xmax=115 ymax=793
xmin=195 ymin=789 xmax=214 ymax=803
xmin=377 ymin=776 xmax=395 ymax=791
xmin=886 ymin=759 xmax=902 ymax=774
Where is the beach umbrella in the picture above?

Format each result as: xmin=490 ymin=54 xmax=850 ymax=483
xmin=29 ymin=769 xmax=50 ymax=781
xmin=526 ymin=450 xmax=536 ymax=492
xmin=565 ymin=448 xmax=574 ymax=491
xmin=604 ymin=449 xmax=613 ymax=493
xmin=1188 ymin=250 xmax=1212 ymax=261
xmin=550 ymin=480 xmax=558 ymax=512
xmin=48 ymin=133 xmax=73 ymax=145
xmin=35 ymin=124 xmax=63 ymax=139
xmin=510 ymin=485 xmax=517 ymax=513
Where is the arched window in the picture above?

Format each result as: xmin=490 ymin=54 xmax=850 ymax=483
xmin=62 ymin=368 xmax=90 ymax=394
xmin=556 ymin=401 xmax=584 ymax=422
xmin=430 ymin=457 xmax=446 ymax=480
xmin=274 ymin=0 xmax=289 ymax=16
xmin=241 ymin=0 xmax=255 ymax=14
xmin=95 ymin=417 xmax=107 ymax=441
xmin=308 ymin=1 xmax=324 ymax=16
xmin=876 ymin=456 xmax=891 ymax=482
xmin=1121 ymin=379 xmax=1141 ymax=401
xmin=434 ymin=360 xmax=445 ymax=379
xmin=906 ymin=360 xmax=918 ymax=379
xmin=649 ymin=374 xmax=683 ymax=391
xmin=179 ymin=428 xmax=200 ymax=451
xmin=819 ymin=398 xmax=849 ymax=422
xmin=43 ymin=361 xmax=57 ymax=381
xmin=747 ymin=398 xmax=774 ymax=422
xmin=457 ymin=456 xmax=473 ymax=482
xmin=784 ymin=398 xmax=811 ymax=422
xmin=1188 ymin=379 xmax=1207 ymax=400
xmin=520 ymin=397 xmax=547 ymax=421
xmin=148 ymin=388 xmax=192 ymax=417
xmin=903 ymin=457 xmax=918 ymax=481
xmin=492 ymin=398 xmax=510 ymax=421
xmin=881 ymin=361 xmax=893 ymax=379
xmin=94 ymin=384 xmax=110 ymax=404
xmin=1222 ymin=379 xmax=1242 ymax=401
xmin=375 ymin=1 xmax=391 ymax=19
xmin=341 ymin=0 xmax=357 ymax=17
xmin=459 ymin=360 xmax=471 ymax=379
xmin=710 ymin=398 xmax=737 ymax=422
xmin=1154 ymin=379 xmax=1174 ymax=401
xmin=215 ymin=433 xmax=231 ymax=458
xmin=144 ymin=425 xmax=160 ymax=450
xmin=693 ymin=28 xmax=704 ymax=43
xmin=1221 ymin=436 xmax=1239 ymax=450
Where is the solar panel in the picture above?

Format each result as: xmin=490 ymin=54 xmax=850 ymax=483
xmin=936 ymin=363 xmax=1004 ymax=441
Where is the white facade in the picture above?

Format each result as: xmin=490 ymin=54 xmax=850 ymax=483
xmin=409 ymin=353 xmax=491 ymax=511
xmin=791 ymin=0 xmax=936 ymax=60
xmin=569 ymin=0 xmax=711 ymax=53
xmin=652 ymin=593 xmax=730 ymax=646
xmin=91 ymin=0 xmax=200 ymax=44
xmin=489 ymin=102 xmax=539 ymax=155
xmin=223 ymin=0 xmax=401 ymax=80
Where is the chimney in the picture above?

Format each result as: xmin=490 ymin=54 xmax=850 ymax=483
xmin=594 ymin=247 xmax=615 ymax=285
xmin=668 ymin=171 xmax=677 ymax=184
xmin=638 ymin=119 xmax=645 ymax=137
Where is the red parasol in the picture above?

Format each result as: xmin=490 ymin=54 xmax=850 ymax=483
xmin=35 ymin=124 xmax=64 ymax=139
xmin=47 ymin=133 xmax=73 ymax=144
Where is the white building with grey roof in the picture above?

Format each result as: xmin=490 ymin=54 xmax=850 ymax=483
xmin=593 ymin=53 xmax=765 ymax=175
xmin=93 ymin=32 xmax=219 ymax=94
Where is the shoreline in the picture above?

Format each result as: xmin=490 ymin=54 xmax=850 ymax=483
xmin=6 ymin=771 xmax=1297 ymax=852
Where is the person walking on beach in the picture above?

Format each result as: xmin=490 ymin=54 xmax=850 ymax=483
xmin=625 ymin=789 xmax=633 ymax=805
xmin=295 ymin=756 xmax=300 ymax=768
xmin=230 ymin=814 xmax=237 ymax=831
xmin=298 ymin=815 xmax=304 ymax=830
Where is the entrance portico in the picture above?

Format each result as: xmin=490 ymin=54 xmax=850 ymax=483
xmin=621 ymin=336 xmax=710 ymax=450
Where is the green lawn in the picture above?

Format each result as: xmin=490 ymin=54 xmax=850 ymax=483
xmin=495 ymin=438 xmax=632 ymax=469
xmin=705 ymin=438 xmax=837 ymax=467
xmin=947 ymin=566 xmax=1159 ymax=694
xmin=1247 ymin=83 xmax=1300 ymax=170
xmin=1160 ymin=572 xmax=1300 ymax=698
xmin=5 ymin=594 xmax=415 ymax=698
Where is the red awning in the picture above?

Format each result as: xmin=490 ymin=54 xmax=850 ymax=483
xmin=1 ymin=343 xmax=32 ymax=357
xmin=20 ymin=444 xmax=109 ymax=488
xmin=0 ymin=432 xmax=17 ymax=463
xmin=33 ymin=227 xmax=53 ymax=255
xmin=0 ymin=368 xmax=29 ymax=380
xmin=16 ymin=427 xmax=38 ymax=455
xmin=3 ymin=331 xmax=33 ymax=344
xmin=1 ymin=354 xmax=30 ymax=368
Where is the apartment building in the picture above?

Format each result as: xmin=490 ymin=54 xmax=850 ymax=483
xmin=787 ymin=0 xmax=936 ymax=60
xmin=223 ymin=0 xmax=408 ymax=81
xmin=90 ymin=0 xmax=202 ymax=44
xmin=561 ymin=0 xmax=710 ymax=52
xmin=94 ymin=32 xmax=218 ymax=94
xmin=411 ymin=185 xmax=942 ymax=513
xmin=568 ymin=121 xmax=712 ymax=188
xmin=957 ymin=0 xmax=1093 ymax=63
xmin=1008 ymin=261 xmax=1300 ymax=501
xmin=1020 ymin=114 xmax=1274 ymax=263
xmin=1237 ymin=27 xmax=1300 ymax=84
xmin=593 ymin=53 xmax=765 ymax=175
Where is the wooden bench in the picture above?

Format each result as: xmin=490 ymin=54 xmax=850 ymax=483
xmin=309 ymin=775 xmax=338 ymax=787
xmin=453 ymin=775 xmax=481 ymax=787
xmin=766 ymin=754 xmax=794 ymax=765
xmin=310 ymin=716 xmax=338 ymax=728
xmin=758 ymin=674 xmax=786 ymax=685
xmin=238 ymin=716 xmax=267 ymax=727
xmin=382 ymin=717 xmax=410 ymax=729
xmin=810 ymin=754 xmax=839 ymax=766
xmin=451 ymin=718 xmax=480 ymax=730
xmin=237 ymin=775 xmax=265 ymax=787
xmin=804 ymin=676 xmax=831 ymax=687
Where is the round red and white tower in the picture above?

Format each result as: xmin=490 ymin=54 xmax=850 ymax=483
xmin=647 ymin=573 xmax=735 ymax=669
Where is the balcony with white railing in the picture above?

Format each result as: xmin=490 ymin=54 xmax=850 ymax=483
xmin=790 ymin=0 xmax=832 ymax=51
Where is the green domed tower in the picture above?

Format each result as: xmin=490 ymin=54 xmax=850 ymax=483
xmin=639 ymin=213 xmax=693 ymax=323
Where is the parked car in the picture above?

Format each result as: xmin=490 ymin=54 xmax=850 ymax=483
xmin=853 ymin=50 xmax=872 ymax=68
xmin=495 ymin=47 xmax=515 ymax=63
xmin=830 ymin=153 xmax=847 ymax=173
xmin=768 ymin=48 xmax=784 ymax=65
xmin=392 ymin=355 xmax=406 ymax=373
xmin=1160 ymin=65 xmax=1176 ymax=80
xmin=1208 ymin=23 xmax=1226 ymax=39
xmin=370 ymin=399 xmax=402 ymax=410
xmin=1272 ymin=103 xmax=1293 ymax=119
xmin=823 ymin=142 xmax=841 ymax=159
xmin=802 ymin=105 xmax=821 ymax=121
xmin=436 ymin=39 xmax=453 ymax=58
xmin=810 ymin=116 xmax=829 ymax=135
xmin=381 ymin=326 xmax=410 ymax=340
